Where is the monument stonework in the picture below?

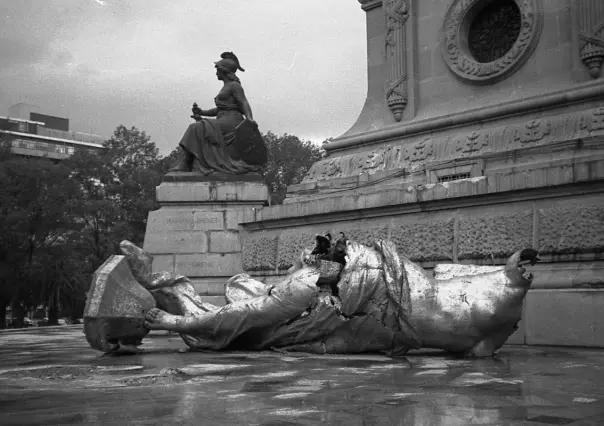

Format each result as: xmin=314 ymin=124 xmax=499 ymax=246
xmin=128 ymin=2 xmax=604 ymax=351
xmin=143 ymin=176 xmax=268 ymax=306
xmin=231 ymin=0 xmax=604 ymax=348
xmin=142 ymin=51 xmax=270 ymax=306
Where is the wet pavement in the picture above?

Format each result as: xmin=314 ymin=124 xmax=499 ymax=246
xmin=0 ymin=327 xmax=603 ymax=425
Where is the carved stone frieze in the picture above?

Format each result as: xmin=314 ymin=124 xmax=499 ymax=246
xmin=391 ymin=219 xmax=454 ymax=262
xmin=539 ymin=206 xmax=604 ymax=255
xmin=277 ymin=232 xmax=316 ymax=270
xmin=456 ymin=131 xmax=489 ymax=154
xmin=343 ymin=227 xmax=389 ymax=249
xmin=385 ymin=0 xmax=410 ymax=121
xmin=577 ymin=0 xmax=604 ymax=78
xmin=441 ymin=0 xmax=543 ymax=84
xmin=458 ymin=211 xmax=533 ymax=259
xmin=404 ymin=139 xmax=434 ymax=163
xmin=513 ymin=120 xmax=551 ymax=144
xmin=241 ymin=234 xmax=278 ymax=272
xmin=302 ymin=106 xmax=603 ymax=184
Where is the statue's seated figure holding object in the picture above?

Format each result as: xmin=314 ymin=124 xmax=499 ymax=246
xmin=170 ymin=51 xmax=267 ymax=175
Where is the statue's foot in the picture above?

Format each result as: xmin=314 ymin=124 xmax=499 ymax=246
xmin=144 ymin=308 xmax=183 ymax=331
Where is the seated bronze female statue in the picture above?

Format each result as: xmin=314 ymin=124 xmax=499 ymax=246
xmin=171 ymin=52 xmax=266 ymax=174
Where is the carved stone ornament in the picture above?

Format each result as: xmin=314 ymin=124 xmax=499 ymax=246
xmin=385 ymin=0 xmax=410 ymax=121
xmin=441 ymin=0 xmax=543 ymax=84
xmin=578 ymin=0 xmax=604 ymax=78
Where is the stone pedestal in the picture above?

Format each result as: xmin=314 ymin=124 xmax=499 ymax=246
xmin=232 ymin=1 xmax=604 ymax=348
xmin=143 ymin=173 xmax=269 ymax=306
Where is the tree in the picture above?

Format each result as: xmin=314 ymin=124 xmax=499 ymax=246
xmin=262 ymin=132 xmax=325 ymax=204
xmin=0 ymin=147 xmax=81 ymax=327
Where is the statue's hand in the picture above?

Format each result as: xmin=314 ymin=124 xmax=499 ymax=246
xmin=191 ymin=104 xmax=203 ymax=116
xmin=191 ymin=114 xmax=203 ymax=122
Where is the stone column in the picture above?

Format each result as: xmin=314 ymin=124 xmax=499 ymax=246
xmin=143 ymin=174 xmax=269 ymax=306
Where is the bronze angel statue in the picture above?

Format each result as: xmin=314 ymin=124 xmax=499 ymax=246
xmin=84 ymin=234 xmax=538 ymax=358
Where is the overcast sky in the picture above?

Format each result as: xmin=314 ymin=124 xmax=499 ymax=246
xmin=0 ymin=0 xmax=368 ymax=154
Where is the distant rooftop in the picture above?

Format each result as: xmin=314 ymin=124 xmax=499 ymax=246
xmin=3 ymin=103 xmax=106 ymax=146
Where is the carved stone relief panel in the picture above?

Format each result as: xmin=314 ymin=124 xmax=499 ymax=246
xmin=343 ymin=227 xmax=389 ymax=249
xmin=277 ymin=231 xmax=316 ymax=271
xmin=385 ymin=0 xmax=410 ymax=121
xmin=241 ymin=234 xmax=278 ymax=272
xmin=441 ymin=0 xmax=543 ymax=84
xmin=301 ymin=106 xmax=603 ymax=185
xmin=539 ymin=206 xmax=604 ymax=255
xmin=390 ymin=219 xmax=454 ymax=261
xmin=458 ymin=211 xmax=533 ymax=259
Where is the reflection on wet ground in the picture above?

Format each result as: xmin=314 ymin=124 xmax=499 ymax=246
xmin=1 ymin=326 xmax=603 ymax=425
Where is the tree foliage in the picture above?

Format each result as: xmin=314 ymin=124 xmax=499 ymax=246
xmin=0 ymin=126 xmax=168 ymax=327
xmin=0 ymin=126 xmax=325 ymax=328
xmin=261 ymin=132 xmax=324 ymax=204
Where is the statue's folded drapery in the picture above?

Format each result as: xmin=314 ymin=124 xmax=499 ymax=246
xmin=178 ymin=98 xmax=259 ymax=175
xmin=144 ymin=240 xmax=421 ymax=355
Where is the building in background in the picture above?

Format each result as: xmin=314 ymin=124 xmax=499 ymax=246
xmin=0 ymin=103 xmax=105 ymax=159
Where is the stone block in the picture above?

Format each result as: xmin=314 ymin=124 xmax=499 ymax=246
xmin=209 ymin=231 xmax=241 ymax=253
xmin=505 ymin=317 xmax=526 ymax=345
xmin=287 ymin=182 xmax=318 ymax=193
xmin=241 ymin=233 xmax=278 ymax=272
xmin=151 ymin=254 xmax=175 ymax=274
xmin=215 ymin=182 xmax=269 ymax=202
xmin=175 ymin=253 xmax=243 ymax=277
xmin=458 ymin=211 xmax=533 ymax=260
xmin=146 ymin=209 xmax=224 ymax=232
xmin=84 ymin=256 xmax=156 ymax=352
xmin=391 ymin=218 xmax=454 ymax=262
xmin=418 ymin=47 xmax=433 ymax=81
xmin=525 ymin=289 xmax=604 ymax=347
xmin=225 ymin=208 xmax=258 ymax=230
xmin=529 ymin=262 xmax=604 ymax=289
xmin=536 ymin=44 xmax=572 ymax=79
xmin=156 ymin=182 xmax=212 ymax=203
xmin=144 ymin=231 xmax=208 ymax=254
xmin=538 ymin=205 xmax=604 ymax=255
xmin=156 ymin=181 xmax=269 ymax=203
xmin=190 ymin=278 xmax=227 ymax=296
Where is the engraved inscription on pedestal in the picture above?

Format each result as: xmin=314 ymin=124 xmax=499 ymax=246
xmin=146 ymin=210 xmax=224 ymax=232
xmin=175 ymin=253 xmax=243 ymax=277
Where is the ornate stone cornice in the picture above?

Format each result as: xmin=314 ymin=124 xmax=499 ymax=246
xmin=359 ymin=0 xmax=382 ymax=12
xmin=323 ymin=79 xmax=604 ymax=152
xmin=306 ymin=104 xmax=604 ymax=183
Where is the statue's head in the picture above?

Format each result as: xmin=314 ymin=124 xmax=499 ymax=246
xmin=311 ymin=232 xmax=348 ymax=265
xmin=215 ymin=51 xmax=244 ymax=82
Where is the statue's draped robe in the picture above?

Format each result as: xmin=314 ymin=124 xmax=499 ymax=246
xmin=178 ymin=95 xmax=259 ymax=175
xmin=147 ymin=240 xmax=421 ymax=355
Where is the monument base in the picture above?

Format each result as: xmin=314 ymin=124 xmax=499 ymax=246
xmin=143 ymin=174 xmax=269 ymax=306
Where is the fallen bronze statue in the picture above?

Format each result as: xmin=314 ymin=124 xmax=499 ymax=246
xmin=83 ymin=234 xmax=539 ymax=357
